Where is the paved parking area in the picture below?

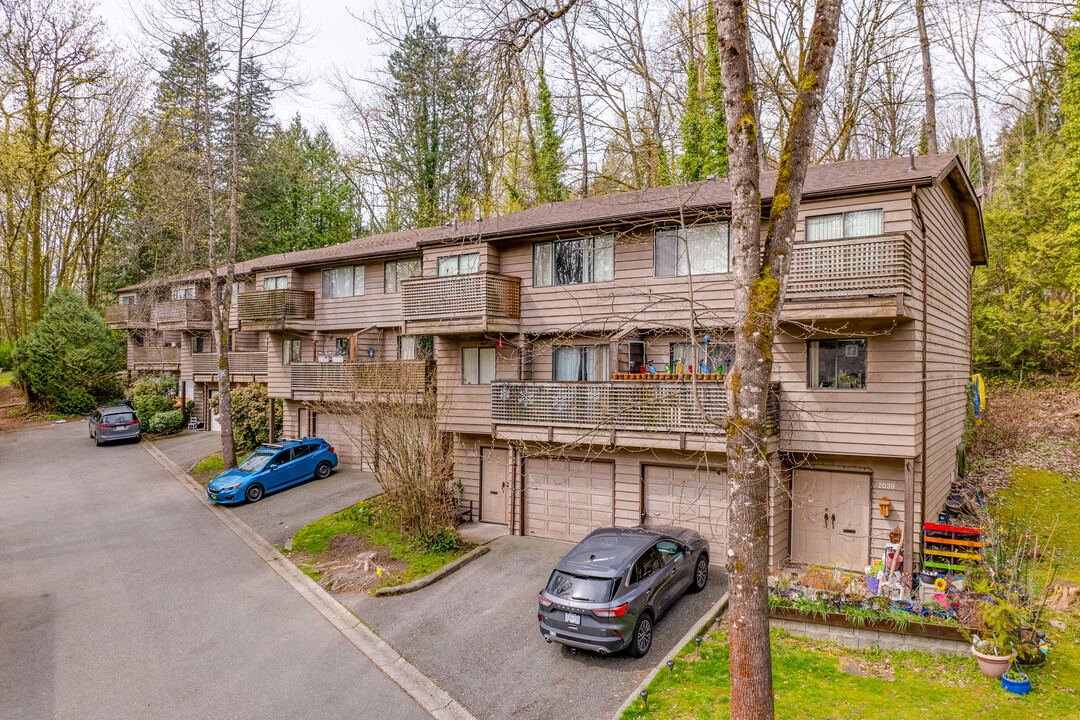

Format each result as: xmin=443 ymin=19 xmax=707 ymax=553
xmin=341 ymin=534 xmax=727 ymax=720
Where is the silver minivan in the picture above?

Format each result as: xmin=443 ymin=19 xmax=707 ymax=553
xmin=88 ymin=405 xmax=141 ymax=446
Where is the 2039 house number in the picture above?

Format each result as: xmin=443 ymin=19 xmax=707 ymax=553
xmin=876 ymin=482 xmax=896 ymax=490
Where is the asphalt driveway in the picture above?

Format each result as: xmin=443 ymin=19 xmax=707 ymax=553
xmin=341 ymin=533 xmax=727 ymax=720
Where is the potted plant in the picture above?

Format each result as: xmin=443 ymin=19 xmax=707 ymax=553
xmin=970 ymin=594 xmax=1024 ymax=678
xmin=1001 ymin=668 xmax=1032 ymax=695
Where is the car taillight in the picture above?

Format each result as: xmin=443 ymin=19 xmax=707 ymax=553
xmin=538 ymin=593 xmax=552 ymax=607
xmin=328 ymin=446 xmax=334 ymax=453
xmin=594 ymin=603 xmax=628 ymax=618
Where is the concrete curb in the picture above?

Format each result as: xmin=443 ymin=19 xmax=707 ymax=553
xmin=609 ymin=588 xmax=730 ymax=720
xmin=374 ymin=545 xmax=491 ymax=597
xmin=142 ymin=439 xmax=478 ymax=720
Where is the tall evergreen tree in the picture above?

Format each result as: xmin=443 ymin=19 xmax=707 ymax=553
xmin=533 ymin=62 xmax=568 ymax=204
xmin=679 ymin=0 xmax=728 ymax=182
xmin=680 ymin=59 xmax=708 ymax=181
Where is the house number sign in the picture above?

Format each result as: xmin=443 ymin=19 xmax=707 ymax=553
xmin=876 ymin=482 xmax=896 ymax=490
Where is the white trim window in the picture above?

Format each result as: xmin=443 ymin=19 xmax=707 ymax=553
xmin=321 ymin=265 xmax=365 ymax=299
xmin=384 ymin=258 xmax=422 ymax=293
xmin=282 ymin=339 xmax=302 ymax=365
xmin=805 ymin=209 xmax=883 ymax=242
xmin=462 ymin=347 xmax=496 ymax=385
xmin=807 ymin=338 xmax=867 ymax=389
xmin=533 ymin=235 xmax=614 ymax=287
xmin=437 ymin=253 xmax=480 ymax=277
xmin=263 ymin=276 xmax=287 ymax=291
xmin=553 ymin=345 xmax=609 ymax=382
xmin=654 ymin=222 xmax=730 ymax=277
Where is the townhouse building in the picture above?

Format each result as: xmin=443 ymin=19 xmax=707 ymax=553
xmin=109 ymin=153 xmax=985 ymax=575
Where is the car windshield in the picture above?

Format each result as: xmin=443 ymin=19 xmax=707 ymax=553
xmin=104 ymin=412 xmax=135 ymax=424
xmin=545 ymin=571 xmax=615 ymax=603
xmin=235 ymin=451 xmax=274 ymax=473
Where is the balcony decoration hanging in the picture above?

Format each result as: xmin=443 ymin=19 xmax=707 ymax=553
xmin=497 ymin=335 xmax=503 ymax=349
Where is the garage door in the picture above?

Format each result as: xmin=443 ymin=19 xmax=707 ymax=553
xmin=317 ymin=412 xmax=366 ymax=469
xmin=644 ymin=465 xmax=728 ymax=553
xmin=525 ymin=458 xmax=614 ymax=542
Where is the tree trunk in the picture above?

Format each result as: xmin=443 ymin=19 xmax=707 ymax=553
xmin=714 ymin=1 xmax=842 ymax=719
xmin=561 ymin=15 xmax=588 ymax=196
xmin=915 ymin=0 xmax=937 ymax=154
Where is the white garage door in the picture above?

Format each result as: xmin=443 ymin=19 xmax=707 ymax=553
xmin=525 ymin=458 xmax=614 ymax=542
xmin=317 ymin=412 xmax=366 ymax=469
xmin=644 ymin=465 xmax=728 ymax=553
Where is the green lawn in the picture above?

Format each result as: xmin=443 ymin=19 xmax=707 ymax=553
xmin=0 ymin=370 xmax=13 ymax=386
xmin=621 ymin=472 xmax=1080 ymax=719
xmin=289 ymin=496 xmax=473 ymax=591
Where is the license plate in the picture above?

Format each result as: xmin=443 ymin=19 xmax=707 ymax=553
xmin=564 ymin=612 xmax=580 ymax=626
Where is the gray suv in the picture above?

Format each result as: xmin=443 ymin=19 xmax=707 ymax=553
xmin=88 ymin=405 xmax=141 ymax=446
xmin=538 ymin=526 xmax=709 ymax=657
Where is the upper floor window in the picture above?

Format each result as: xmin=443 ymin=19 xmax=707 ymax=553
xmin=553 ymin=345 xmax=608 ymax=382
xmin=282 ymin=339 xmax=302 ymax=365
xmin=437 ymin=253 xmax=480 ymax=277
xmin=191 ymin=336 xmax=206 ymax=354
xmin=462 ymin=347 xmax=496 ymax=385
xmin=120 ymin=295 xmax=134 ymax=305
xmin=231 ymin=282 xmax=244 ymax=303
xmin=385 ymin=258 xmax=422 ymax=293
xmin=533 ymin=235 xmax=614 ymax=287
xmin=321 ymin=265 xmax=365 ymax=299
xmin=654 ymin=222 xmax=730 ymax=278
xmin=176 ymin=286 xmax=195 ymax=300
xmin=263 ymin=276 xmax=287 ymax=291
xmin=805 ymin=209 xmax=883 ymax=242
xmin=670 ymin=339 xmax=735 ymax=374
xmin=398 ymin=334 xmax=433 ymax=360
xmin=807 ymin=338 xmax=866 ymax=389
xmin=336 ymin=337 xmax=350 ymax=357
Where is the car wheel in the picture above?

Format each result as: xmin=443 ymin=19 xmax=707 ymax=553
xmin=245 ymin=483 xmax=264 ymax=503
xmin=628 ymin=612 xmax=654 ymax=657
xmin=95 ymin=433 xmax=102 ymax=447
xmin=314 ymin=461 xmax=332 ymax=480
xmin=689 ymin=555 xmax=709 ymax=593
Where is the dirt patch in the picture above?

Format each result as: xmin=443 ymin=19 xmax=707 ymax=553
xmin=292 ymin=533 xmax=407 ymax=594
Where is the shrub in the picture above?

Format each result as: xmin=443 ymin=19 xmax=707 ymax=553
xmin=209 ymin=383 xmax=283 ymax=451
xmin=147 ymin=410 xmax=184 ymax=435
xmin=132 ymin=392 xmax=174 ymax=421
xmin=12 ymin=287 xmax=124 ymax=414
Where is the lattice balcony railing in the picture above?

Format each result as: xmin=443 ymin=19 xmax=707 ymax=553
xmin=401 ymin=272 xmax=521 ymax=322
xmin=290 ymin=359 xmax=429 ymax=395
xmin=787 ymin=234 xmax=911 ymax=299
xmin=237 ymin=289 xmax=315 ymax=326
xmin=131 ymin=345 xmax=180 ymax=367
xmin=106 ymin=303 xmax=153 ymax=328
xmin=192 ymin=351 xmax=268 ymax=376
xmin=152 ymin=299 xmax=211 ymax=327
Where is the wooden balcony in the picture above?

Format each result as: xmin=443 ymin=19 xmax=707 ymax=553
xmin=490 ymin=380 xmax=780 ymax=444
xmin=237 ymin=289 xmax=315 ymax=331
xmin=784 ymin=234 xmax=914 ymax=321
xmin=153 ymin=299 xmax=212 ymax=330
xmin=130 ymin=345 xmax=180 ymax=371
xmin=192 ymin=351 xmax=268 ymax=381
xmin=106 ymin=303 xmax=154 ymax=330
xmin=290 ymin=360 xmax=430 ymax=401
xmin=401 ymin=272 xmax=521 ymax=335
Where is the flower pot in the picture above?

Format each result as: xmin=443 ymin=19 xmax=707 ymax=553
xmin=1001 ymin=671 xmax=1031 ymax=695
xmin=971 ymin=646 xmax=1015 ymax=678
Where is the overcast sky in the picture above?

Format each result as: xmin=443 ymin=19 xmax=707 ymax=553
xmin=94 ymin=0 xmax=381 ymax=136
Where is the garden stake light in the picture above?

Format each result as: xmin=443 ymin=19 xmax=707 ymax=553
xmin=695 ymin=636 xmax=702 ymax=656
xmin=640 ymin=690 xmax=648 ymax=711
xmin=667 ymin=660 xmax=675 ymax=676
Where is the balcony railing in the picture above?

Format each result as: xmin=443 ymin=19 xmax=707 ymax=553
xmin=192 ymin=351 xmax=268 ymax=377
xmin=401 ymin=272 xmax=520 ymax=333
xmin=106 ymin=303 xmax=154 ymax=329
xmin=788 ymin=234 xmax=911 ymax=299
xmin=131 ymin=345 xmax=180 ymax=368
xmin=491 ymin=380 xmax=780 ymax=435
xmin=290 ymin=360 xmax=429 ymax=399
xmin=237 ymin=289 xmax=315 ymax=330
xmin=152 ymin=298 xmax=211 ymax=329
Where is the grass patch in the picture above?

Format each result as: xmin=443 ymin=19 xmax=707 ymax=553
xmin=191 ymin=451 xmax=249 ymax=486
xmin=0 ymin=370 xmax=12 ymax=386
xmin=289 ymin=495 xmax=473 ymax=592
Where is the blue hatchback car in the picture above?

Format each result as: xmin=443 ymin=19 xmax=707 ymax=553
xmin=207 ymin=438 xmax=338 ymax=504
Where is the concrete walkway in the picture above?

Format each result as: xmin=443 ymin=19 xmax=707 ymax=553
xmin=151 ymin=429 xmax=221 ymax=471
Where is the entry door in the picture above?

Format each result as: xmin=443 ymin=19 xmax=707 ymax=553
xmin=481 ymin=448 xmax=510 ymax=525
xmin=209 ymin=389 xmax=221 ymax=432
xmin=791 ymin=470 xmax=870 ymax=570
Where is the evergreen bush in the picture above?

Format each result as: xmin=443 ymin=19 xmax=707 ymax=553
xmin=147 ymin=410 xmax=184 ymax=435
xmin=210 ymin=383 xmax=282 ymax=451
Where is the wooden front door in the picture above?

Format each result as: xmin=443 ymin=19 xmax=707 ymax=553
xmin=791 ymin=470 xmax=870 ymax=570
xmin=480 ymin=447 xmax=510 ymax=525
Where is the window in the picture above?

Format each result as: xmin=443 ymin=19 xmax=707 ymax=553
xmin=670 ymin=339 xmax=735 ymax=374
xmin=628 ymin=341 xmax=646 ymax=374
xmin=807 ymin=338 xmax=867 ymax=389
xmin=176 ymin=286 xmax=195 ymax=300
xmin=335 ymin=337 xmax=350 ymax=357
xmin=545 ymin=571 xmax=615 ymax=603
xmin=231 ymin=282 xmax=244 ymax=304
xmin=656 ymin=540 xmax=682 ymax=566
xmin=120 ymin=295 xmax=133 ymax=306
xmin=132 ymin=334 xmax=145 ymax=347
xmin=191 ymin=336 xmax=205 ymax=354
xmin=283 ymin=339 xmax=302 ymax=365
xmin=384 ymin=258 xmax=422 ymax=293
xmin=263 ymin=276 xmax=287 ymax=291
xmin=321 ymin=265 xmax=365 ymax=299
xmin=397 ymin=334 xmax=432 ymax=360
xmin=654 ymin=222 xmax=730 ymax=277
xmin=533 ymin=235 xmax=614 ymax=287
xmin=630 ymin=546 xmax=662 ymax=584
xmin=462 ymin=347 xmax=496 ymax=385
xmin=437 ymin=253 xmax=480 ymax=277
xmin=553 ymin=345 xmax=608 ymax=382
xmin=805 ymin=209 xmax=883 ymax=242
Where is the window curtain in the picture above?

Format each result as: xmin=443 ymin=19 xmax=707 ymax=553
xmin=462 ymin=347 xmax=479 ymax=384
xmin=843 ymin=209 xmax=883 ymax=238
xmin=478 ymin=347 xmax=496 ymax=384
xmin=592 ymin=235 xmax=614 ymax=281
xmin=806 ymin=214 xmax=843 ymax=242
xmin=553 ymin=347 xmax=582 ymax=381
xmin=679 ymin=224 xmax=729 ymax=275
xmin=534 ymin=243 xmax=553 ymax=286
xmin=460 ymin=253 xmax=480 ymax=274
xmin=654 ymin=229 xmax=678 ymax=278
xmin=583 ymin=346 xmax=608 ymax=381
xmin=399 ymin=335 xmax=418 ymax=360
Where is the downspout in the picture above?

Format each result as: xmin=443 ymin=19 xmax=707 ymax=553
xmin=912 ymin=186 xmax=929 ymax=568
